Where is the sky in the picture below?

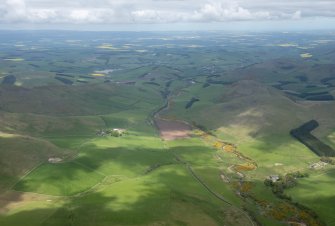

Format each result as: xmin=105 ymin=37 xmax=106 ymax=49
xmin=0 ymin=0 xmax=335 ymax=31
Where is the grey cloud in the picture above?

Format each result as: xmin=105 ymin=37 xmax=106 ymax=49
xmin=0 ymin=0 xmax=334 ymax=24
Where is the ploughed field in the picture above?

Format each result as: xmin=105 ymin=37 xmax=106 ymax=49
xmin=155 ymin=119 xmax=192 ymax=141
xmin=0 ymin=31 xmax=335 ymax=226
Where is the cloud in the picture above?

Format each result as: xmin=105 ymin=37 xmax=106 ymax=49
xmin=292 ymin=10 xmax=301 ymax=20
xmin=191 ymin=1 xmax=272 ymax=21
xmin=3 ymin=0 xmax=27 ymax=21
xmin=0 ymin=0 xmax=334 ymax=25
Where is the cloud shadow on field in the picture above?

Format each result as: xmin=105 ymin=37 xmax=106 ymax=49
xmin=0 ymin=152 xmax=233 ymax=226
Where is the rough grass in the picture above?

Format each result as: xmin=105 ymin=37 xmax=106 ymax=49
xmin=0 ymin=135 xmax=71 ymax=191
xmin=0 ymin=83 xmax=162 ymax=116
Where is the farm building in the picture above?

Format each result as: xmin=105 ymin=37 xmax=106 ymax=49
xmin=48 ymin=157 xmax=63 ymax=163
xmin=268 ymin=175 xmax=280 ymax=183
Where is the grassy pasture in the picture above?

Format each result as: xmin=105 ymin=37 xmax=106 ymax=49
xmin=41 ymin=165 xmax=240 ymax=226
xmin=75 ymin=139 xmax=174 ymax=177
xmin=3 ymin=140 xmax=252 ymax=225
xmin=12 ymin=127 xmax=170 ymax=196
xmin=237 ymin=135 xmax=318 ymax=178
xmin=14 ymin=162 xmax=104 ymax=196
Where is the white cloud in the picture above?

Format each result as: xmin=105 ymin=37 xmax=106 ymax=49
xmin=131 ymin=10 xmax=161 ymax=23
xmin=191 ymin=1 xmax=271 ymax=21
xmin=292 ymin=10 xmax=302 ymax=20
xmin=0 ymin=0 xmax=334 ymax=25
xmin=3 ymin=0 xmax=27 ymax=21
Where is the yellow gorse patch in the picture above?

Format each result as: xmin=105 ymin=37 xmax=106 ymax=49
xmin=4 ymin=58 xmax=24 ymax=62
xmin=300 ymin=53 xmax=313 ymax=58
xmin=91 ymin=73 xmax=105 ymax=77
xmin=277 ymin=43 xmax=298 ymax=47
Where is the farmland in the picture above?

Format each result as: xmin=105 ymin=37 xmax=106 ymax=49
xmin=0 ymin=30 xmax=335 ymax=225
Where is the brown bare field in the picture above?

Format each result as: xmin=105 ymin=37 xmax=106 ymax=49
xmin=155 ymin=119 xmax=192 ymax=141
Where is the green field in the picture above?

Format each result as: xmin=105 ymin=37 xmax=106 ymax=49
xmin=14 ymin=162 xmax=104 ymax=196
xmin=286 ymin=169 xmax=335 ymax=226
